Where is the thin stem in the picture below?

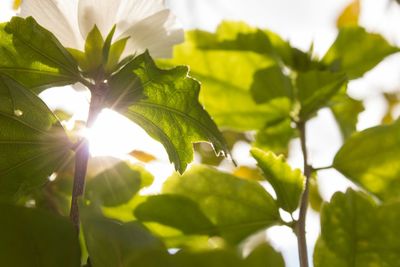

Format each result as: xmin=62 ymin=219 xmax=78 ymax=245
xmin=312 ymin=165 xmax=333 ymax=172
xmin=69 ymin=80 xmax=108 ymax=231
xmin=296 ymin=121 xmax=312 ymax=267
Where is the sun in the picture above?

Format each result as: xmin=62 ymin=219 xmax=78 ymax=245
xmin=39 ymin=86 xmax=168 ymax=160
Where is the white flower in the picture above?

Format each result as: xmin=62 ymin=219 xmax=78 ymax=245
xmin=19 ymin=0 xmax=184 ymax=58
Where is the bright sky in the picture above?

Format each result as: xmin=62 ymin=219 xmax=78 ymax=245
xmin=2 ymin=1 xmax=400 ymax=266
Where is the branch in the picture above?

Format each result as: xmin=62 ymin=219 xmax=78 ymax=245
xmin=69 ymin=80 xmax=108 ymax=231
xmin=296 ymin=121 xmax=312 ymax=267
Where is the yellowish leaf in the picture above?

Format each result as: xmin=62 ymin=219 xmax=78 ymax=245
xmin=13 ymin=0 xmax=22 ymax=10
xmin=130 ymin=150 xmax=157 ymax=163
xmin=233 ymin=166 xmax=264 ymax=181
xmin=337 ymin=0 xmax=360 ymax=28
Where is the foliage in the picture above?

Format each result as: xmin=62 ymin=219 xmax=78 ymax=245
xmin=0 ymin=4 xmax=400 ymax=267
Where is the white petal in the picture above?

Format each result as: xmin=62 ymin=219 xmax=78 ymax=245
xmin=19 ymin=0 xmax=83 ymax=50
xmin=78 ymin=0 xmax=122 ymax=40
xmin=116 ymin=0 xmax=165 ymax=34
xmin=120 ymin=9 xmax=184 ymax=59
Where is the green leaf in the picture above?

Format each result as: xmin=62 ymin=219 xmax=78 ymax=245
xmin=85 ymin=162 xmax=153 ymax=207
xmin=315 ymin=189 xmax=400 ymax=266
xmin=163 ymin=165 xmax=280 ymax=244
xmin=135 ymin=194 xmax=216 ymax=236
xmin=82 ymin=210 xmax=167 ymax=267
xmin=173 ymin=250 xmax=243 ymax=267
xmin=160 ymin=27 xmax=293 ymax=131
xmin=244 ymin=243 xmax=285 ymax=267
xmin=109 ymin=52 xmax=229 ymax=173
xmin=333 ymin=120 xmax=400 ymax=201
xmin=250 ymin=65 xmax=293 ymax=104
xmin=0 ymin=75 xmax=71 ymax=201
xmin=329 ymin=92 xmax=364 ymax=140
xmin=251 ymin=148 xmax=304 ymax=213
xmin=0 ymin=204 xmax=80 ymax=267
xmin=0 ymin=17 xmax=79 ymax=93
xmin=323 ymin=26 xmax=400 ymax=79
xmin=296 ymin=70 xmax=347 ymax=119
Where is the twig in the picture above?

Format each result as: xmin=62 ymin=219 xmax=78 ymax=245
xmin=296 ymin=121 xmax=312 ymax=267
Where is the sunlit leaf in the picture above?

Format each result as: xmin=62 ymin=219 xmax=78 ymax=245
xmin=251 ymin=148 xmax=304 ymax=213
xmin=163 ymin=165 xmax=280 ymax=244
xmin=314 ymin=189 xmax=400 ymax=266
xmin=0 ymin=75 xmax=71 ymax=201
xmin=333 ymin=120 xmax=400 ymax=201
xmin=135 ymin=194 xmax=216 ymax=236
xmin=0 ymin=17 xmax=79 ymax=93
xmin=85 ymin=162 xmax=153 ymax=207
xmin=323 ymin=26 xmax=400 ymax=79
xmin=0 ymin=204 xmax=80 ymax=267
xmin=161 ymin=23 xmax=293 ymax=131
xmin=109 ymin=51 xmax=229 ymax=173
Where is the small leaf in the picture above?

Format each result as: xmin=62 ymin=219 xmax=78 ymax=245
xmin=333 ymin=120 xmax=400 ymax=201
xmin=109 ymin=51 xmax=229 ymax=173
xmin=250 ymin=65 xmax=293 ymax=104
xmin=329 ymin=92 xmax=364 ymax=140
xmin=337 ymin=0 xmax=360 ymax=28
xmin=323 ymin=26 xmax=400 ymax=79
xmin=296 ymin=70 xmax=347 ymax=119
xmin=135 ymin=194 xmax=216 ymax=236
xmin=244 ymin=243 xmax=285 ymax=267
xmin=0 ymin=75 xmax=71 ymax=201
xmin=163 ymin=165 xmax=280 ymax=244
xmin=85 ymin=162 xmax=154 ymax=207
xmin=0 ymin=204 xmax=80 ymax=267
xmin=251 ymin=148 xmax=304 ymax=213
xmin=314 ymin=189 xmax=400 ymax=266
xmin=0 ymin=17 xmax=79 ymax=93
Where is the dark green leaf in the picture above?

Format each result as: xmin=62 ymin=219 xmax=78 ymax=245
xmin=163 ymin=165 xmax=280 ymax=244
xmin=0 ymin=17 xmax=79 ymax=93
xmin=0 ymin=75 xmax=71 ymax=201
xmin=85 ymin=162 xmax=153 ymax=207
xmin=296 ymin=70 xmax=347 ymax=119
xmin=244 ymin=243 xmax=285 ymax=267
xmin=173 ymin=250 xmax=243 ymax=267
xmin=333 ymin=120 xmax=400 ymax=201
xmin=0 ymin=204 xmax=80 ymax=267
xmin=250 ymin=65 xmax=293 ymax=104
xmin=82 ymin=210 xmax=166 ymax=267
xmin=109 ymin=52 xmax=229 ymax=173
xmin=323 ymin=26 xmax=400 ymax=79
xmin=135 ymin=194 xmax=216 ymax=235
xmin=315 ymin=189 xmax=400 ymax=266
xmin=251 ymin=148 xmax=304 ymax=213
